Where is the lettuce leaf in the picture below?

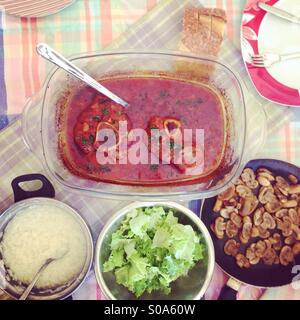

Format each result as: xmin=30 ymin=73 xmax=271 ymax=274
xmin=103 ymin=248 xmax=125 ymax=272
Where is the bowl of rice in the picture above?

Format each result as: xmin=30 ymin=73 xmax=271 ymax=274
xmin=0 ymin=198 xmax=93 ymax=300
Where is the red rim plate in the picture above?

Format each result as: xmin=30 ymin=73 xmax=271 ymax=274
xmin=241 ymin=0 xmax=300 ymax=107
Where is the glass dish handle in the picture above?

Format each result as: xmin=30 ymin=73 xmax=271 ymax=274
xmin=254 ymin=103 xmax=267 ymax=155
xmin=22 ymin=93 xmax=44 ymax=159
xmin=22 ymin=97 xmax=34 ymax=152
xmin=242 ymin=103 xmax=267 ymax=165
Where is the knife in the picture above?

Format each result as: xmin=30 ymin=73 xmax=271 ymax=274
xmin=258 ymin=2 xmax=300 ymax=24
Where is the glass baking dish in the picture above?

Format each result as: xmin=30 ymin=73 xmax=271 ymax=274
xmin=22 ymin=50 xmax=266 ymax=200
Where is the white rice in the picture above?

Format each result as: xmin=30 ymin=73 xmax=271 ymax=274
xmin=0 ymin=205 xmax=87 ymax=289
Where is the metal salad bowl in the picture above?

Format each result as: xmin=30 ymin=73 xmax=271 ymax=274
xmin=95 ymin=201 xmax=215 ymax=300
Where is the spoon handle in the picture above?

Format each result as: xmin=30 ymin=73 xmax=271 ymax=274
xmin=19 ymin=259 xmax=53 ymax=300
xmin=36 ymin=43 xmax=129 ymax=108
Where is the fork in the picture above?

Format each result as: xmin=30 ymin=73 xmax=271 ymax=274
xmin=251 ymin=52 xmax=300 ymax=68
xmin=0 ymin=0 xmax=75 ymax=18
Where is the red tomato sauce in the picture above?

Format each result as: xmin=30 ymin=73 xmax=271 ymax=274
xmin=59 ymin=76 xmax=227 ymax=186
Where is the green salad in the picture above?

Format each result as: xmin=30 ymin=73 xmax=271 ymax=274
xmin=103 ymin=206 xmax=207 ymax=297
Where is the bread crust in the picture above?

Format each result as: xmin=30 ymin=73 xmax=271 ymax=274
xmin=180 ymin=7 xmax=227 ymax=56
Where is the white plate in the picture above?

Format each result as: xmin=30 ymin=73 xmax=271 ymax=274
xmin=258 ymin=0 xmax=300 ymax=89
xmin=241 ymin=0 xmax=300 ymax=106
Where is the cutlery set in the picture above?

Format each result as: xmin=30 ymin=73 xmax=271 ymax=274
xmin=249 ymin=2 xmax=300 ymax=68
xmin=250 ymin=52 xmax=300 ymax=68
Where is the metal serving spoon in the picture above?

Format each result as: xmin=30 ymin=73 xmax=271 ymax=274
xmin=36 ymin=43 xmax=129 ymax=108
xmin=19 ymin=249 xmax=68 ymax=300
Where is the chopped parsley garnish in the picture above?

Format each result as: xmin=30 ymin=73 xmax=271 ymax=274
xmin=150 ymin=164 xmax=159 ymax=171
xmin=139 ymin=92 xmax=148 ymax=100
xmin=102 ymin=107 xmax=109 ymax=115
xmin=89 ymin=135 xmax=95 ymax=143
xmin=99 ymin=165 xmax=111 ymax=173
xmin=81 ymin=138 xmax=88 ymax=145
xmin=169 ymin=141 xmax=181 ymax=150
xmin=93 ymin=115 xmax=101 ymax=122
xmin=86 ymin=163 xmax=94 ymax=172
xmin=159 ymin=90 xmax=169 ymax=98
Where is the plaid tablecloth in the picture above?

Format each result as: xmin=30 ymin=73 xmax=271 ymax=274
xmin=0 ymin=0 xmax=300 ymax=300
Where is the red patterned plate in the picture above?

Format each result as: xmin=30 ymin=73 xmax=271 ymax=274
xmin=241 ymin=0 xmax=300 ymax=106
xmin=0 ymin=0 xmax=75 ymax=18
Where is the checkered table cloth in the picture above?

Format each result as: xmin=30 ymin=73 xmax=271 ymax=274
xmin=0 ymin=0 xmax=299 ymax=300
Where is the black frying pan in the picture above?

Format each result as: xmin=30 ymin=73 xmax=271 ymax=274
xmin=192 ymin=159 xmax=300 ymax=300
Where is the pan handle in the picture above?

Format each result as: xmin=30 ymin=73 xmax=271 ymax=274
xmin=218 ymin=278 xmax=241 ymax=300
xmin=189 ymin=200 xmax=240 ymax=300
xmin=11 ymin=174 xmax=55 ymax=202
xmin=218 ymin=285 xmax=237 ymax=300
